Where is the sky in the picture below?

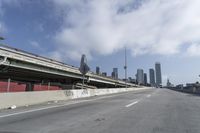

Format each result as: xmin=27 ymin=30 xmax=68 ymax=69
xmin=1 ymin=0 xmax=200 ymax=85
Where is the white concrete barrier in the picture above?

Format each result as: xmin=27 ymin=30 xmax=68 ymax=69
xmin=0 ymin=87 xmax=152 ymax=109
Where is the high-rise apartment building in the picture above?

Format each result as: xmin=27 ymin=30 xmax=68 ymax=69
xmin=144 ymin=73 xmax=147 ymax=85
xmin=149 ymin=68 xmax=155 ymax=86
xmin=155 ymin=62 xmax=162 ymax=86
xmin=136 ymin=69 xmax=144 ymax=85
xmin=112 ymin=68 xmax=118 ymax=79
xmin=96 ymin=66 xmax=100 ymax=75
xmin=102 ymin=72 xmax=107 ymax=77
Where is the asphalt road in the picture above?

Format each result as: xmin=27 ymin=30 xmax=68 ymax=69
xmin=0 ymin=88 xmax=200 ymax=133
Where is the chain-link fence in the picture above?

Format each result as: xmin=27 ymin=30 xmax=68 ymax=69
xmin=0 ymin=79 xmax=97 ymax=93
xmin=0 ymin=79 xmax=64 ymax=93
xmin=0 ymin=79 xmax=26 ymax=92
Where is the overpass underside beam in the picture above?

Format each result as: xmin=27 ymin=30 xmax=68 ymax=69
xmin=0 ymin=57 xmax=132 ymax=89
xmin=0 ymin=66 xmax=81 ymax=84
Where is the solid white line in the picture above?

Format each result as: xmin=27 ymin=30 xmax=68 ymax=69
xmin=146 ymin=94 xmax=151 ymax=98
xmin=0 ymin=102 xmax=78 ymax=118
xmin=0 ymin=91 xmax=136 ymax=119
xmin=125 ymin=101 xmax=139 ymax=108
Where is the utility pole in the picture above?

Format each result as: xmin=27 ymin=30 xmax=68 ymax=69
xmin=124 ymin=47 xmax=127 ymax=88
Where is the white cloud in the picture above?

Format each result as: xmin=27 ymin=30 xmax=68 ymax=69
xmin=50 ymin=0 xmax=200 ymax=60
xmin=186 ymin=43 xmax=200 ymax=57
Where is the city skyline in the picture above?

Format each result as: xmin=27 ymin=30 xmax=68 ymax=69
xmin=1 ymin=1 xmax=200 ymax=132
xmin=1 ymin=1 xmax=200 ymax=85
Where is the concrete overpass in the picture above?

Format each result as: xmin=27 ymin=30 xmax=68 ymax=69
xmin=0 ymin=44 xmax=137 ymax=90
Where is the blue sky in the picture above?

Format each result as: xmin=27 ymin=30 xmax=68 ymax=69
xmin=1 ymin=0 xmax=200 ymax=85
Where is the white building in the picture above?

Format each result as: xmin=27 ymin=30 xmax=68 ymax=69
xmin=136 ymin=69 xmax=144 ymax=85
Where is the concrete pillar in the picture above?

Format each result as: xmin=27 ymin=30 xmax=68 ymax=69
xmin=7 ymin=78 xmax=10 ymax=92
xmin=193 ymin=87 xmax=196 ymax=93
xmin=26 ymin=83 xmax=34 ymax=91
xmin=48 ymin=82 xmax=50 ymax=90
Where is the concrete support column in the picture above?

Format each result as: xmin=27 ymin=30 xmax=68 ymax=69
xmin=7 ymin=78 xmax=10 ymax=92
xmin=193 ymin=87 xmax=196 ymax=93
xmin=48 ymin=82 xmax=50 ymax=90
xmin=26 ymin=83 xmax=34 ymax=91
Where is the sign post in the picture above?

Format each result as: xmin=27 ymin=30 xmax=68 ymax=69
xmin=79 ymin=54 xmax=90 ymax=89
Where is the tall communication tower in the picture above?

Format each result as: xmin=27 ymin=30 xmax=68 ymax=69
xmin=124 ymin=47 xmax=127 ymax=88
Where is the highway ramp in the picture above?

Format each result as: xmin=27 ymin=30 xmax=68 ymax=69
xmin=0 ymin=88 xmax=200 ymax=133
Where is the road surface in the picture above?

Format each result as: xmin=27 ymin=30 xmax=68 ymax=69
xmin=0 ymin=88 xmax=200 ymax=133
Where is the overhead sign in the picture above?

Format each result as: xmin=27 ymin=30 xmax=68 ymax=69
xmin=79 ymin=54 xmax=90 ymax=75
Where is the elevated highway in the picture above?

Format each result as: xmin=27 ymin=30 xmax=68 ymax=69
xmin=0 ymin=44 xmax=137 ymax=90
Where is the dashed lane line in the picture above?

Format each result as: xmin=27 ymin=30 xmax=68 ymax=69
xmin=146 ymin=94 xmax=151 ymax=98
xmin=125 ymin=101 xmax=139 ymax=108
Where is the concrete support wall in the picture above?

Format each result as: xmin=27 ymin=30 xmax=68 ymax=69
xmin=0 ymin=87 xmax=151 ymax=109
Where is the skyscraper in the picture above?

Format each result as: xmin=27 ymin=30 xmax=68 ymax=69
xmin=149 ymin=68 xmax=155 ymax=86
xmin=96 ymin=66 xmax=100 ymax=75
xmin=155 ymin=62 xmax=162 ymax=86
xmin=112 ymin=68 xmax=118 ymax=79
xmin=144 ymin=73 xmax=147 ymax=85
xmin=136 ymin=69 xmax=144 ymax=85
xmin=102 ymin=72 xmax=107 ymax=76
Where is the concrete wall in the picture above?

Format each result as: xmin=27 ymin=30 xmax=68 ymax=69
xmin=0 ymin=87 xmax=151 ymax=109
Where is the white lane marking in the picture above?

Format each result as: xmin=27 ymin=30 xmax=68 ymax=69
xmin=125 ymin=89 xmax=157 ymax=108
xmin=125 ymin=101 xmax=139 ymax=108
xmin=146 ymin=94 xmax=151 ymax=98
xmin=0 ymin=104 xmax=68 ymax=118
xmin=0 ymin=91 xmax=141 ymax=119
xmin=153 ymin=89 xmax=159 ymax=94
